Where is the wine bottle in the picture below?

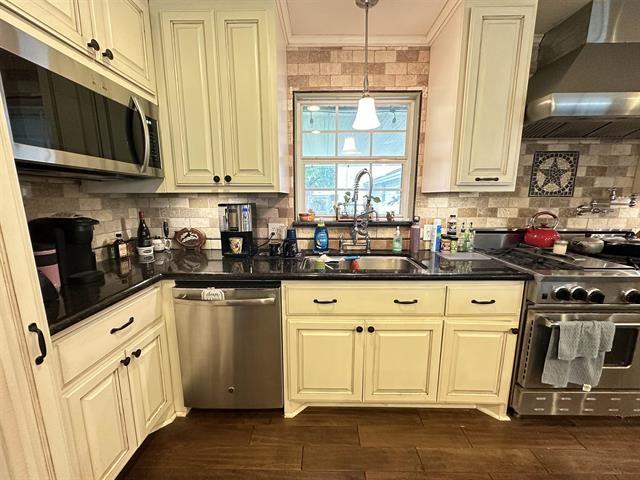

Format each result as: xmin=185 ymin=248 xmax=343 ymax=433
xmin=137 ymin=211 xmax=152 ymax=247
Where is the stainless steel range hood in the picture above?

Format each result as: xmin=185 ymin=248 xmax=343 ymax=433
xmin=523 ymin=0 xmax=640 ymax=139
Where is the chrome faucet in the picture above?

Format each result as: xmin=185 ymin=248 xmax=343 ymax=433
xmin=351 ymin=168 xmax=375 ymax=250
xmin=576 ymin=187 xmax=638 ymax=216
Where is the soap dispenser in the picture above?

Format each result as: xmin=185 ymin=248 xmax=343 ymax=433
xmin=392 ymin=226 xmax=402 ymax=253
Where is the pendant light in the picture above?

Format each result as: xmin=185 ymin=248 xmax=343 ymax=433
xmin=352 ymin=0 xmax=380 ymax=131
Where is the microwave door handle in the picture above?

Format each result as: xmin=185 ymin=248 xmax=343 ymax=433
xmin=130 ymin=95 xmax=150 ymax=173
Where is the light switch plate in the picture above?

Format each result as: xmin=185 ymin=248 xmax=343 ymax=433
xmin=423 ymin=225 xmax=433 ymax=241
xmin=268 ymin=223 xmax=286 ymax=240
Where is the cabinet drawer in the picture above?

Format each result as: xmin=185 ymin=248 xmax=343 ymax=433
xmin=446 ymin=283 xmax=522 ymax=316
xmin=285 ymin=283 xmax=446 ymax=317
xmin=54 ymin=286 xmax=162 ymax=384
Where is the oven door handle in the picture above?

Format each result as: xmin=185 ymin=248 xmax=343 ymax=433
xmin=130 ymin=95 xmax=150 ymax=173
xmin=543 ymin=318 xmax=640 ymax=328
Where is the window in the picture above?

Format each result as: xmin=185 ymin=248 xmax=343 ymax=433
xmin=294 ymin=92 xmax=420 ymax=220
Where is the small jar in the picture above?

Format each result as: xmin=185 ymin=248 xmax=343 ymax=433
xmin=553 ymin=240 xmax=568 ymax=255
xmin=441 ymin=237 xmax=452 ymax=252
xmin=450 ymin=236 xmax=458 ymax=253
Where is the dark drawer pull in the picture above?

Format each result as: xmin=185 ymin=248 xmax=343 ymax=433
xmin=28 ymin=323 xmax=47 ymax=365
xmin=356 ymin=326 xmax=363 ymax=333
xmin=471 ymin=299 xmax=496 ymax=305
xmin=510 ymin=328 xmax=519 ymax=334
xmin=102 ymin=48 xmax=114 ymax=60
xmin=120 ymin=356 xmax=131 ymax=367
xmin=475 ymin=177 xmax=500 ymax=182
xmin=132 ymin=348 xmax=142 ymax=358
xmin=313 ymin=299 xmax=337 ymax=304
xmin=110 ymin=317 xmax=134 ymax=334
xmin=368 ymin=326 xmax=375 ymax=333
xmin=394 ymin=299 xmax=418 ymax=305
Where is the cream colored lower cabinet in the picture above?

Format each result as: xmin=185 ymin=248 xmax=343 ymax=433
xmin=438 ymin=320 xmax=518 ymax=405
xmin=364 ymin=320 xmax=442 ymax=403
xmin=64 ymin=350 xmax=138 ymax=480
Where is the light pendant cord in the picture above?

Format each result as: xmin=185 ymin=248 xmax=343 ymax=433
xmin=363 ymin=1 xmax=369 ymax=95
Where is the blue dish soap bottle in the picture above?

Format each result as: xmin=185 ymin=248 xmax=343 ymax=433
xmin=313 ymin=222 xmax=329 ymax=253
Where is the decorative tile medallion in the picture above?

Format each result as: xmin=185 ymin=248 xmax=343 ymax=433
xmin=529 ymin=151 xmax=579 ymax=197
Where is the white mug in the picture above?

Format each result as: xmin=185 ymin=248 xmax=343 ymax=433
xmin=152 ymin=238 xmax=165 ymax=252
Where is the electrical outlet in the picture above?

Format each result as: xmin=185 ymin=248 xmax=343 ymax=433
xmin=423 ymin=225 xmax=433 ymax=241
xmin=268 ymin=223 xmax=286 ymax=240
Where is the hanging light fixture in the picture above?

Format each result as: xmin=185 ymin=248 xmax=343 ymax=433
xmin=352 ymin=0 xmax=380 ymax=131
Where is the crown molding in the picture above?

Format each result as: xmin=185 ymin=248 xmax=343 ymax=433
xmin=424 ymin=0 xmax=462 ymax=45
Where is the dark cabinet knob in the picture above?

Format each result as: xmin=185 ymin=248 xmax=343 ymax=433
xmin=213 ymin=175 xmax=221 ymax=183
xmin=224 ymin=175 xmax=232 ymax=183
xmin=356 ymin=326 xmax=363 ymax=333
xmin=120 ymin=356 xmax=131 ymax=366
xmin=367 ymin=326 xmax=375 ymax=333
xmin=102 ymin=48 xmax=114 ymax=60
xmin=87 ymin=38 xmax=100 ymax=51
xmin=132 ymin=349 xmax=142 ymax=358
xmin=510 ymin=327 xmax=519 ymax=334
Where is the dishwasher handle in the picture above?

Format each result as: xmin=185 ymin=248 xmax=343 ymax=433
xmin=173 ymin=296 xmax=276 ymax=306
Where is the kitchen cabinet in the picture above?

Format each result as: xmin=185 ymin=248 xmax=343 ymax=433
xmin=64 ymin=350 xmax=137 ymax=480
xmin=0 ymin=0 xmax=156 ymax=99
xmin=151 ymin=0 xmax=289 ymax=193
xmin=282 ymin=280 xmax=524 ymax=419
xmin=422 ymin=0 xmax=536 ymax=192
xmin=363 ymin=320 xmax=442 ymax=403
xmin=438 ymin=320 xmax=518 ymax=405
xmin=287 ymin=319 xmax=364 ymax=403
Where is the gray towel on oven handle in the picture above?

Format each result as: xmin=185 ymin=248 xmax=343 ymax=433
xmin=567 ymin=321 xmax=616 ymax=387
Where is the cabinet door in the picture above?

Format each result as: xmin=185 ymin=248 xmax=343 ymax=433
xmin=65 ymin=350 xmax=137 ymax=480
xmin=438 ymin=320 xmax=517 ymax=404
xmin=91 ymin=0 xmax=155 ymax=92
xmin=288 ymin=319 xmax=364 ymax=402
xmin=364 ymin=320 xmax=442 ymax=403
xmin=5 ymin=0 xmax=90 ymax=51
xmin=215 ymin=9 xmax=275 ymax=186
xmin=127 ymin=323 xmax=173 ymax=443
xmin=456 ymin=5 xmax=534 ymax=186
xmin=157 ymin=10 xmax=224 ymax=186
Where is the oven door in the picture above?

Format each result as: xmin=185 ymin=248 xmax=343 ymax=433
xmin=517 ymin=310 xmax=640 ymax=389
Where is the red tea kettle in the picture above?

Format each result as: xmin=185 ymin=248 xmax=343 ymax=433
xmin=524 ymin=211 xmax=560 ymax=248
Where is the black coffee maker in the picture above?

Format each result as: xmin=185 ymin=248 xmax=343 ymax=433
xmin=28 ymin=216 xmax=104 ymax=284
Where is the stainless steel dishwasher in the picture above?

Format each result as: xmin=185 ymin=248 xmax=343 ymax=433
xmin=172 ymin=282 xmax=283 ymax=409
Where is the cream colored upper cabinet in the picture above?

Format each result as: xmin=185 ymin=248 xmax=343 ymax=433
xmin=3 ymin=0 xmax=90 ymax=50
xmin=127 ymin=323 xmax=173 ymax=443
xmin=287 ymin=319 xmax=364 ymax=402
xmin=364 ymin=320 xmax=442 ymax=403
xmin=89 ymin=0 xmax=156 ymax=92
xmin=151 ymin=0 xmax=289 ymax=193
xmin=422 ymin=0 xmax=536 ymax=192
xmin=438 ymin=320 xmax=518 ymax=404
xmin=215 ymin=9 xmax=274 ymax=186
xmin=64 ymin=350 xmax=138 ymax=480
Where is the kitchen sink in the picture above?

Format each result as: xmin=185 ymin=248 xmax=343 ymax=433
xmin=301 ymin=255 xmax=425 ymax=273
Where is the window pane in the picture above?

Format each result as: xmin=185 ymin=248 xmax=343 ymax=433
xmin=302 ymin=132 xmax=336 ymax=157
xmin=337 ymin=163 xmax=371 ymax=190
xmin=377 ymin=105 xmax=407 ymax=130
xmin=372 ymin=190 xmax=402 ymax=215
xmin=305 ymin=190 xmax=335 ymax=215
xmin=338 ymin=133 xmax=370 ymax=156
xmin=372 ymin=164 xmax=403 ymax=189
xmin=372 ymin=132 xmax=406 ymax=156
xmin=304 ymin=164 xmax=336 ymax=188
xmin=337 ymin=105 xmax=358 ymax=130
xmin=302 ymin=105 xmax=336 ymax=131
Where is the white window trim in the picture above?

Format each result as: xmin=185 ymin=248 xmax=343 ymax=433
xmin=294 ymin=91 xmax=421 ymax=220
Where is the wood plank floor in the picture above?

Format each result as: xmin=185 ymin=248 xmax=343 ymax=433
xmin=118 ymin=408 xmax=640 ymax=479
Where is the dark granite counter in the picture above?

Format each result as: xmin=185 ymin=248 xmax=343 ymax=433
xmin=45 ymin=249 xmax=530 ymax=335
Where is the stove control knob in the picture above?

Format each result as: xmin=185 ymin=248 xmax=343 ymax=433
xmin=552 ymin=287 xmax=571 ymax=301
xmin=623 ymin=289 xmax=640 ymax=304
xmin=587 ymin=289 xmax=605 ymax=304
xmin=570 ymin=286 xmax=588 ymax=301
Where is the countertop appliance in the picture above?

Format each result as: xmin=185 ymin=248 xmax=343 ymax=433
xmin=483 ymin=239 xmax=640 ymax=416
xmin=218 ymin=203 xmax=257 ymax=257
xmin=0 ymin=18 xmax=162 ymax=179
xmin=28 ymin=216 xmax=104 ymax=285
xmin=172 ymin=282 xmax=283 ymax=409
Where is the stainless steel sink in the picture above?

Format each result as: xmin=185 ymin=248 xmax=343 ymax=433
xmin=301 ymin=255 xmax=425 ymax=272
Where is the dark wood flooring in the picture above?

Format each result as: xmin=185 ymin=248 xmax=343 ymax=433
xmin=118 ymin=408 xmax=640 ymax=479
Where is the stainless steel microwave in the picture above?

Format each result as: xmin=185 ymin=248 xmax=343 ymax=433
xmin=0 ymin=19 xmax=162 ymax=179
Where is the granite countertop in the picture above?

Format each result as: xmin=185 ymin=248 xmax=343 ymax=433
xmin=45 ymin=249 xmax=530 ymax=335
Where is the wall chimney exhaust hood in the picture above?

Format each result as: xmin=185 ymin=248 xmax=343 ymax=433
xmin=523 ymin=0 xmax=640 ymax=139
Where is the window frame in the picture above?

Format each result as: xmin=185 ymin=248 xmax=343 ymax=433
xmin=293 ymin=91 xmax=421 ymax=220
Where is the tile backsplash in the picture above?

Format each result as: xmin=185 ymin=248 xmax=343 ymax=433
xmin=18 ymin=46 xmax=640 ymax=259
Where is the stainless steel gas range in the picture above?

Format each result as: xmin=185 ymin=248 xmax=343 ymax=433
xmin=484 ymin=242 xmax=640 ymax=417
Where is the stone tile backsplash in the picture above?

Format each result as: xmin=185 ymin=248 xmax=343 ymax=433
xmin=18 ymin=46 xmax=640 ymax=259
